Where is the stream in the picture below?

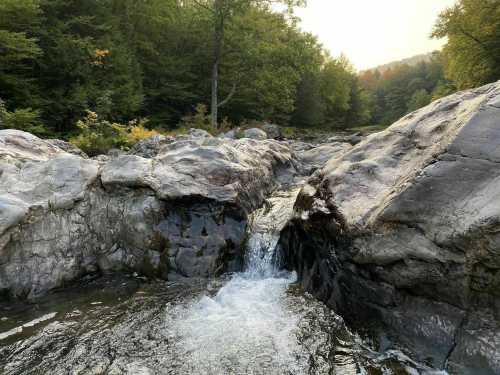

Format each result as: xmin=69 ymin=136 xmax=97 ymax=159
xmin=0 ymin=189 xmax=448 ymax=374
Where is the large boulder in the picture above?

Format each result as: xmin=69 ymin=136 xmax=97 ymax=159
xmin=0 ymin=130 xmax=295 ymax=298
xmin=280 ymin=81 xmax=500 ymax=374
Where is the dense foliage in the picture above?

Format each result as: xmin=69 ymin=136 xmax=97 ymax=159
xmin=0 ymin=0 xmax=499 ymax=143
xmin=0 ymin=0 xmax=366 ymax=137
xmin=433 ymin=0 xmax=500 ymax=90
xmin=358 ymin=53 xmax=454 ymax=126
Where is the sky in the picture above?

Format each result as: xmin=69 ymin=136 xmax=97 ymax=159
xmin=292 ymin=0 xmax=457 ymax=71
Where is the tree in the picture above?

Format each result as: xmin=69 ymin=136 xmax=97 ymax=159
xmin=192 ymin=0 xmax=305 ymax=128
xmin=319 ymin=56 xmax=355 ymax=128
xmin=358 ymin=53 xmax=450 ymax=126
xmin=433 ymin=0 xmax=500 ymax=89
xmin=0 ymin=0 xmax=42 ymax=111
xmin=292 ymin=73 xmax=325 ymax=127
xmin=407 ymin=89 xmax=431 ymax=112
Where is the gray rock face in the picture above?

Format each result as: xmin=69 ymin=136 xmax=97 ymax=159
xmin=0 ymin=130 xmax=294 ymax=298
xmin=0 ymin=129 xmax=67 ymax=163
xmin=292 ymin=141 xmax=352 ymax=173
xmin=279 ymin=81 xmax=500 ymax=374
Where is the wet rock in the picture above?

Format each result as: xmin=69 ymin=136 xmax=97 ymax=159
xmin=0 ymin=276 xmax=444 ymax=375
xmin=279 ymin=81 xmax=500 ymax=374
xmin=158 ymin=201 xmax=247 ymax=277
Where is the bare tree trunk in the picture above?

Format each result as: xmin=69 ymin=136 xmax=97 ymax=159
xmin=211 ymin=0 xmax=223 ymax=129
xmin=211 ymin=59 xmax=219 ymax=129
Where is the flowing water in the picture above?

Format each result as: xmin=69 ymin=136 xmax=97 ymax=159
xmin=0 ymin=190 xmax=448 ymax=374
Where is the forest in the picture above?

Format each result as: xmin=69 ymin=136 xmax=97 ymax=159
xmin=0 ymin=0 xmax=499 ymax=151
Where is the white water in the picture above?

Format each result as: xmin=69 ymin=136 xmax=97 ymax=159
xmin=173 ymin=190 xmax=307 ymax=374
xmin=169 ymin=189 xmax=449 ymax=375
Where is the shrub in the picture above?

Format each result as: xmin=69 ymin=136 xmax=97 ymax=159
xmin=127 ymin=120 xmax=159 ymax=143
xmin=179 ymin=104 xmax=233 ymax=135
xmin=179 ymin=104 xmax=212 ymax=131
xmin=0 ymin=99 xmax=47 ymax=136
xmin=70 ymin=111 xmax=156 ymax=156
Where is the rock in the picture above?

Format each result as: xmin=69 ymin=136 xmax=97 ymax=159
xmin=294 ymin=142 xmax=352 ymax=172
xmin=0 ymin=129 xmax=66 ymax=163
xmin=346 ymin=133 xmax=363 ymax=145
xmin=219 ymin=128 xmax=241 ymax=140
xmin=107 ymin=148 xmax=125 ymax=158
xmin=279 ymin=81 xmax=500 ymax=374
xmin=0 ymin=130 xmax=295 ymax=298
xmin=46 ymin=139 xmax=88 ymax=158
xmin=326 ymin=133 xmax=363 ymax=145
xmin=188 ymin=128 xmax=212 ymax=138
xmin=243 ymin=128 xmax=267 ymax=140
xmin=261 ymin=123 xmax=282 ymax=139
xmin=128 ymin=135 xmax=174 ymax=158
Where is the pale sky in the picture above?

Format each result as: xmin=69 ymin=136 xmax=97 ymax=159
xmin=292 ymin=0 xmax=458 ymax=71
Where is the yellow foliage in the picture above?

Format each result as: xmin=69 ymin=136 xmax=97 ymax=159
xmin=70 ymin=111 xmax=160 ymax=156
xmin=127 ymin=124 xmax=159 ymax=143
xmin=92 ymin=49 xmax=110 ymax=66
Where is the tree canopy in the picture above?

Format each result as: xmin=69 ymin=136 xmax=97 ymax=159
xmin=433 ymin=0 xmax=500 ymax=89
xmin=0 ymin=0 xmax=499 ymax=142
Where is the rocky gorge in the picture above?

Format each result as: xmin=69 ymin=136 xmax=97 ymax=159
xmin=0 ymin=81 xmax=499 ymax=374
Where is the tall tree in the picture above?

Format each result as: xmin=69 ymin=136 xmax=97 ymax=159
xmin=192 ymin=0 xmax=305 ymax=128
xmin=433 ymin=0 xmax=500 ymax=89
xmin=0 ymin=0 xmax=42 ymax=110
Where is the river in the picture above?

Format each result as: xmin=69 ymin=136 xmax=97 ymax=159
xmin=0 ymin=190 xmax=447 ymax=374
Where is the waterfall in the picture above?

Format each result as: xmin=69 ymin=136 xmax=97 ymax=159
xmin=244 ymin=188 xmax=300 ymax=278
xmin=173 ymin=189 xmax=307 ymax=374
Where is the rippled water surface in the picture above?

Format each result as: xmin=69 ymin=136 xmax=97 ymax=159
xmin=0 ymin=190 xmax=448 ymax=374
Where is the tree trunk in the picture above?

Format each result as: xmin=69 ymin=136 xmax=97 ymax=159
xmin=211 ymin=0 xmax=223 ymax=129
xmin=211 ymin=59 xmax=219 ymax=129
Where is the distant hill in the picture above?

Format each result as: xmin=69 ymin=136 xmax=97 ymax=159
xmin=363 ymin=52 xmax=436 ymax=73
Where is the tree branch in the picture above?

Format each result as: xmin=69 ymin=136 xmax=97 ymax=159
xmin=218 ymin=82 xmax=237 ymax=107
xmin=458 ymin=26 xmax=500 ymax=64
xmin=192 ymin=0 xmax=214 ymax=13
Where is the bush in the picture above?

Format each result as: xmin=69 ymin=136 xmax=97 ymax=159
xmin=70 ymin=111 xmax=157 ymax=156
xmin=179 ymin=104 xmax=233 ymax=135
xmin=0 ymin=99 xmax=47 ymax=136
xmin=127 ymin=120 xmax=159 ymax=143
